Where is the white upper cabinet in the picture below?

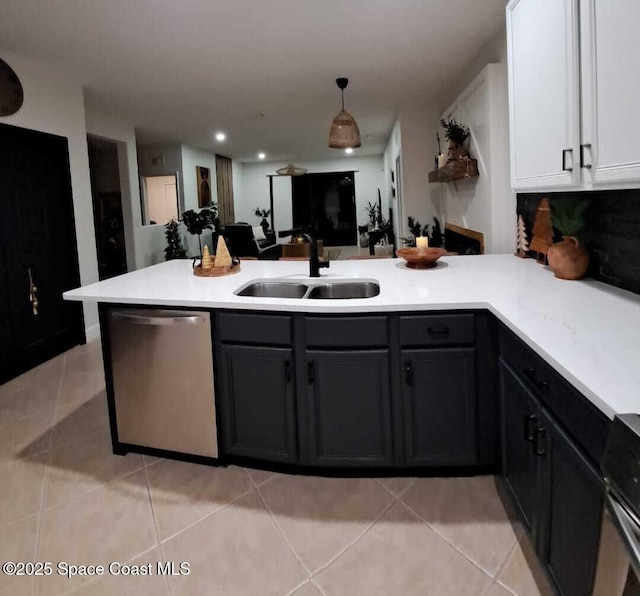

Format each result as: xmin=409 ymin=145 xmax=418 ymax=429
xmin=506 ymin=0 xmax=581 ymax=191
xmin=580 ymin=0 xmax=640 ymax=187
xmin=507 ymin=0 xmax=640 ymax=191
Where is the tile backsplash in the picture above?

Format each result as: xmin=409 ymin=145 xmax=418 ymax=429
xmin=517 ymin=189 xmax=640 ymax=295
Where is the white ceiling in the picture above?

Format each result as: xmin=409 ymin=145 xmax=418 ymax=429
xmin=0 ymin=0 xmax=506 ymax=162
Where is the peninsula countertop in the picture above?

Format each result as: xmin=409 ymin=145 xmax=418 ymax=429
xmin=64 ymin=255 xmax=640 ymax=420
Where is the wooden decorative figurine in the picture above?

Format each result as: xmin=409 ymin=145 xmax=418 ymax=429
xmin=529 ymin=197 xmax=554 ymax=264
xmin=515 ymin=214 xmax=529 ymax=258
xmin=201 ymin=245 xmax=213 ymax=269
xmin=214 ymin=236 xmax=232 ymax=268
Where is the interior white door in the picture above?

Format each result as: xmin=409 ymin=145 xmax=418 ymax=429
xmin=506 ymin=0 xmax=581 ymax=190
xmin=580 ymin=0 xmax=640 ymax=187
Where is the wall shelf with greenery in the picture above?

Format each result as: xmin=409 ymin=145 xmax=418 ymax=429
xmin=428 ymin=158 xmax=479 ymax=183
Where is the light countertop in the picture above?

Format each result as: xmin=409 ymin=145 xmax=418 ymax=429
xmin=64 ymin=256 xmax=640 ymax=419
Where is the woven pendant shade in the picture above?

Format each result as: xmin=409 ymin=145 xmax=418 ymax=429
xmin=276 ymin=163 xmax=307 ymax=176
xmin=328 ymin=110 xmax=361 ymax=149
xmin=328 ymin=77 xmax=361 ymax=149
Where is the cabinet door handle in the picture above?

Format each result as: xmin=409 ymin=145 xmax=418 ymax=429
xmin=307 ymin=361 xmax=315 ymax=385
xmin=534 ymin=427 xmax=547 ymax=457
xmin=284 ymin=360 xmax=292 ymax=383
xmin=562 ymin=148 xmax=573 ymax=172
xmin=404 ymin=361 xmax=413 ymax=386
xmin=427 ymin=326 xmax=450 ymax=336
xmin=524 ymin=367 xmax=548 ymax=393
xmin=524 ymin=414 xmax=538 ymax=442
xmin=580 ymin=143 xmax=592 ymax=169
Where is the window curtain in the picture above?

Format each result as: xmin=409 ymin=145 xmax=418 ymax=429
xmin=215 ymin=154 xmax=235 ymax=224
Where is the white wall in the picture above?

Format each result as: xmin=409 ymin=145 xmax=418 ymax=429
xmin=235 ymin=155 xmax=386 ymax=238
xmin=1 ymin=49 xmax=100 ymax=339
xmin=383 ymin=119 xmax=402 ymax=241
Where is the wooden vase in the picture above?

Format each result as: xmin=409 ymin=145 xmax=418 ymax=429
xmin=547 ymin=236 xmax=589 ymax=280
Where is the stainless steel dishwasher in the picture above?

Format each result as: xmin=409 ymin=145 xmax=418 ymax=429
xmin=108 ymin=308 xmax=218 ymax=458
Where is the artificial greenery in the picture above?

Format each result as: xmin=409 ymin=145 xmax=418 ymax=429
xmin=401 ymin=216 xmax=431 ymax=247
xmin=182 ymin=207 xmax=218 ymax=255
xmin=164 ymin=219 xmax=187 ymax=260
xmin=254 ymin=207 xmax=271 ymax=220
xmin=440 ymin=117 xmax=470 ymax=145
xmin=365 ymin=202 xmax=380 ymax=227
xmin=430 ymin=217 xmax=444 ymax=247
xmin=550 ymin=197 xmax=590 ymax=237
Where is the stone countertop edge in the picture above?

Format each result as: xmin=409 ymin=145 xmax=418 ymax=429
xmin=63 ymin=256 xmax=640 ymax=420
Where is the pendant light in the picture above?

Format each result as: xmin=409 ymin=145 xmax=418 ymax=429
xmin=275 ymin=163 xmax=307 ymax=176
xmin=328 ymin=77 xmax=361 ymax=149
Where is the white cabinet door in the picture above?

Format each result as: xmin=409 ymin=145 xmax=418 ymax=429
xmin=581 ymin=0 xmax=640 ymax=187
xmin=506 ymin=0 xmax=581 ymax=190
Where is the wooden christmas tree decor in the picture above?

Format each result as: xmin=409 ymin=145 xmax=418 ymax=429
xmin=214 ymin=236 xmax=232 ymax=268
xmin=201 ymin=244 xmax=213 ymax=269
xmin=529 ymin=197 xmax=554 ymax=264
xmin=515 ymin=214 xmax=529 ymax=258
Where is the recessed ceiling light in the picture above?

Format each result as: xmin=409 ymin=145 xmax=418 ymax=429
xmin=345 ymin=148 xmax=354 ymax=155
xmin=215 ymin=132 xmax=226 ymax=142
xmin=258 ymin=152 xmax=266 ymax=160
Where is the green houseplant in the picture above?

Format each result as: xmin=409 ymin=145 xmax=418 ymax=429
xmin=401 ymin=216 xmax=430 ymax=247
xmin=548 ymin=197 xmax=591 ymax=280
xmin=164 ymin=219 xmax=187 ymax=260
xmin=182 ymin=206 xmax=218 ymax=256
xmin=254 ymin=207 xmax=271 ymax=234
xmin=440 ymin=117 xmax=470 ymax=161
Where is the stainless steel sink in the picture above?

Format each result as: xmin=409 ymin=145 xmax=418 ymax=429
xmin=236 ymin=282 xmax=308 ymax=298
xmin=307 ymin=282 xmax=380 ymax=300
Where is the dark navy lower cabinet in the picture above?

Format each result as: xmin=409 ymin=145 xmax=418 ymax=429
xmin=305 ymin=349 xmax=393 ymax=467
xmin=499 ymin=333 xmax=606 ymax=596
xmin=217 ymin=344 xmax=298 ymax=464
xmin=402 ymin=348 xmax=477 ymax=466
xmin=500 ymin=359 xmax=540 ymax=536
xmin=537 ymin=409 xmax=604 ymax=596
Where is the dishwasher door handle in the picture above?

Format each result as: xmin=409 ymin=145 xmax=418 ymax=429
xmin=111 ymin=311 xmax=206 ymax=326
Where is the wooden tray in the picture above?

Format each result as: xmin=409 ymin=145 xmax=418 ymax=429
xmin=193 ymin=263 xmax=241 ymax=277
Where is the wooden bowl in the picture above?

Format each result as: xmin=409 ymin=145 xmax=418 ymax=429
xmin=396 ymin=247 xmax=446 ymax=269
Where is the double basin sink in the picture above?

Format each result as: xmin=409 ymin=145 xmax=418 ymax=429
xmin=235 ymin=279 xmax=380 ymax=300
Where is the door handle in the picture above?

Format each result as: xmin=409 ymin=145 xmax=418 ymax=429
xmin=27 ymin=266 xmax=38 ymax=316
xmin=534 ymin=427 xmax=547 ymax=457
xmin=111 ymin=311 xmax=205 ymax=326
xmin=580 ymin=143 xmax=592 ymax=169
xmin=524 ymin=414 xmax=538 ymax=442
xmin=562 ymin=148 xmax=573 ymax=172
xmin=404 ymin=360 xmax=413 ymax=386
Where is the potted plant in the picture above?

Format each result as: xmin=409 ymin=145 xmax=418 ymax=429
xmin=182 ymin=206 xmax=218 ymax=256
xmin=254 ymin=207 xmax=271 ymax=234
xmin=401 ymin=216 xmax=430 ymax=247
xmin=440 ymin=117 xmax=470 ymax=162
xmin=164 ymin=219 xmax=187 ymax=260
xmin=365 ymin=202 xmax=379 ymax=231
xmin=548 ymin=197 xmax=590 ymax=280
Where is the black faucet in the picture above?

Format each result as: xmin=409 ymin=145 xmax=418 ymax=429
xmin=278 ymin=228 xmax=330 ymax=278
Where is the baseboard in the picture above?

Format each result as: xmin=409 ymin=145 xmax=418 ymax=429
xmin=85 ymin=323 xmax=101 ymax=342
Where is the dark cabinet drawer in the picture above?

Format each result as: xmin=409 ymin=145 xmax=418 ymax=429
xmin=399 ymin=314 xmax=474 ymax=346
xmin=217 ymin=312 xmax=292 ymax=346
xmin=305 ymin=316 xmax=388 ymax=347
xmin=499 ymin=326 xmax=610 ymax=465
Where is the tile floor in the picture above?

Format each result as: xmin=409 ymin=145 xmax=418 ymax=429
xmin=0 ymin=340 xmax=554 ymax=596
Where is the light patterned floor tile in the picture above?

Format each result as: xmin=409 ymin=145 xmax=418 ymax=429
xmin=161 ymin=490 xmax=307 ymax=596
xmin=51 ymin=393 xmax=110 ymax=448
xmin=245 ymin=466 xmax=279 ymax=487
xmin=377 ymin=476 xmax=416 ymax=496
xmin=0 ymin=452 xmax=48 ymax=526
xmin=0 ymin=381 xmax=58 ymax=426
xmin=66 ymin=547 xmax=168 ymax=596
xmin=37 ymin=470 xmax=157 ymax=596
xmin=290 ymin=580 xmax=323 ymax=596
xmin=314 ymin=501 xmax=492 ymax=596
xmin=0 ymin=515 xmax=38 ymax=596
xmin=497 ymin=535 xmax=554 ymax=596
xmin=259 ymin=475 xmax=394 ymax=573
xmin=486 ymin=582 xmax=517 ymax=596
xmin=58 ymin=368 xmax=105 ymax=408
xmin=146 ymin=460 xmax=252 ymax=540
xmin=44 ymin=429 xmax=142 ymax=509
xmin=0 ymin=412 xmax=53 ymax=461
xmin=401 ymin=476 xmax=519 ymax=576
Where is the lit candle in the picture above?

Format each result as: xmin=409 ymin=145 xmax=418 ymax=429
xmin=416 ymin=235 xmax=429 ymax=255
